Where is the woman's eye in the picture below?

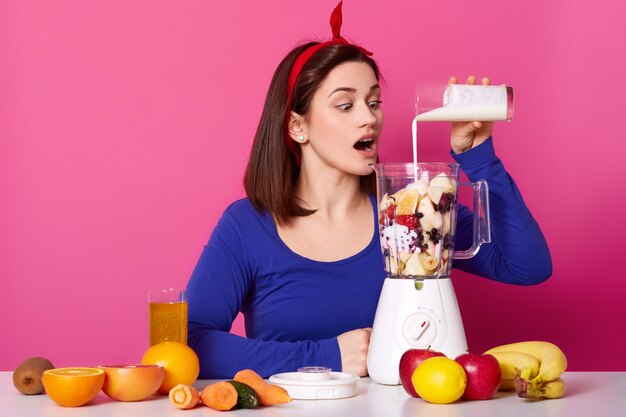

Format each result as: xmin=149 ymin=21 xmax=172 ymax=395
xmin=338 ymin=103 xmax=353 ymax=111
xmin=369 ymin=100 xmax=382 ymax=109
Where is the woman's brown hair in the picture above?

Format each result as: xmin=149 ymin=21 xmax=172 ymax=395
xmin=244 ymin=42 xmax=380 ymax=225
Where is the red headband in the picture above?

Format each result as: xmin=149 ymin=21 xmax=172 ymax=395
xmin=284 ymin=1 xmax=373 ymax=162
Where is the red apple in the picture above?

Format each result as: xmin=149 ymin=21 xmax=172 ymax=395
xmin=399 ymin=349 xmax=445 ymax=397
xmin=455 ymin=353 xmax=501 ymax=400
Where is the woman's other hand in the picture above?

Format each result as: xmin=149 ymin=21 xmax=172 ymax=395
xmin=449 ymin=75 xmax=494 ymax=154
xmin=337 ymin=327 xmax=372 ymax=376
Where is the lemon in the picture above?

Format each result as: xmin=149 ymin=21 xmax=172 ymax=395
xmin=141 ymin=341 xmax=200 ymax=394
xmin=411 ymin=357 xmax=467 ymax=404
xmin=41 ymin=367 xmax=105 ymax=407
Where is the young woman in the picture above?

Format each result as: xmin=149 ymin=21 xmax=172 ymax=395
xmin=186 ymin=2 xmax=551 ymax=378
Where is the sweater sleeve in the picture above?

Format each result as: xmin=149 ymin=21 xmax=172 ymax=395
xmin=186 ymin=207 xmax=342 ymax=378
xmin=450 ymin=137 xmax=552 ymax=285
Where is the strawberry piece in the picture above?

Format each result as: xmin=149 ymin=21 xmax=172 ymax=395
xmin=396 ymin=215 xmax=418 ymax=230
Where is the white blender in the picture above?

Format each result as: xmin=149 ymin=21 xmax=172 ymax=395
xmin=366 ymin=162 xmax=490 ymax=385
xmin=366 ymin=84 xmax=512 ymax=385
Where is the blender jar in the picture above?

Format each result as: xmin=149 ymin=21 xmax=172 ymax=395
xmin=372 ymin=162 xmax=491 ymax=278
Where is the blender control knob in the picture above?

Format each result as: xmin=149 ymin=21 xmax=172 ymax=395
xmin=403 ymin=312 xmax=438 ymax=347
xmin=409 ymin=318 xmax=430 ymax=340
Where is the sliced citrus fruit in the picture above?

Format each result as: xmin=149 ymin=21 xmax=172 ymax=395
xmin=99 ymin=364 xmax=164 ymax=401
xmin=42 ymin=367 xmax=105 ymax=407
xmin=141 ymin=341 xmax=200 ymax=394
xmin=396 ymin=188 xmax=419 ymax=216
xmin=390 ymin=189 xmax=406 ymax=203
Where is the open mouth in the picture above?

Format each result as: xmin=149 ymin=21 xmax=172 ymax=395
xmin=354 ymin=137 xmax=375 ymax=152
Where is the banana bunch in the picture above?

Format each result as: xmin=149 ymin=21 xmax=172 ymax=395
xmin=484 ymin=341 xmax=567 ymax=399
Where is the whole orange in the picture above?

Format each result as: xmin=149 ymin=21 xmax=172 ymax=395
xmin=42 ymin=367 xmax=105 ymax=407
xmin=141 ymin=342 xmax=200 ymax=394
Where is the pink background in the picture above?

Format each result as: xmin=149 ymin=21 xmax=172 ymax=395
xmin=1 ymin=0 xmax=625 ymax=371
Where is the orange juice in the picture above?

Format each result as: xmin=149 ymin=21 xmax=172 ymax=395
xmin=149 ymin=301 xmax=188 ymax=346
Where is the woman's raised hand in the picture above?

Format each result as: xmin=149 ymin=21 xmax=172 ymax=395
xmin=448 ymin=75 xmax=494 ymax=154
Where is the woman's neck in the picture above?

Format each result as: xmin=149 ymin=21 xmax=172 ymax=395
xmin=295 ymin=165 xmax=366 ymax=219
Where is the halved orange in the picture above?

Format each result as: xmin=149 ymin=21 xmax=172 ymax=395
xmin=42 ymin=367 xmax=104 ymax=407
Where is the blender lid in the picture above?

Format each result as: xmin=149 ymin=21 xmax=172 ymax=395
xmin=268 ymin=368 xmax=359 ymax=400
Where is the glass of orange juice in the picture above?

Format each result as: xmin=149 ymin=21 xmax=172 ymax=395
xmin=148 ymin=288 xmax=188 ymax=346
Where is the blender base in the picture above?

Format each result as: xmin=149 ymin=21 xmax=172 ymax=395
xmin=367 ymin=277 xmax=468 ymax=385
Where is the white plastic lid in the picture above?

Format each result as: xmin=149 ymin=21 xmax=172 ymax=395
xmin=269 ymin=370 xmax=359 ymax=400
xmin=296 ymin=366 xmax=332 ymax=380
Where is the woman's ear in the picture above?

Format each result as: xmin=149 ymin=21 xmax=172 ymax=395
xmin=287 ymin=111 xmax=308 ymax=144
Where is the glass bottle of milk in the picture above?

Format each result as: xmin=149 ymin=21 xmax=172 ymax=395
xmin=415 ymin=84 xmax=514 ymax=122
xmin=410 ymin=84 xmax=514 ymax=168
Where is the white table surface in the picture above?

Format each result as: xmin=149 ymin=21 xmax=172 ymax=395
xmin=2 ymin=372 xmax=625 ymax=417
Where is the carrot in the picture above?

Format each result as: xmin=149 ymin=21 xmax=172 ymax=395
xmin=169 ymin=384 xmax=200 ymax=409
xmin=200 ymin=382 xmax=238 ymax=411
xmin=233 ymin=369 xmax=291 ymax=406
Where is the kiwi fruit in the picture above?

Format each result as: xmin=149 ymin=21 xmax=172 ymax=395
xmin=13 ymin=357 xmax=55 ymax=395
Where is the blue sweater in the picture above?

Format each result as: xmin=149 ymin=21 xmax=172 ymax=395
xmin=186 ymin=138 xmax=552 ymax=378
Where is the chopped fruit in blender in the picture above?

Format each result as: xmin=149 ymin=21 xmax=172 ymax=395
xmin=381 ymin=223 xmax=418 ymax=254
xmin=396 ymin=188 xmax=420 ymax=215
xmin=437 ymin=192 xmax=455 ymax=213
xmin=399 ymin=252 xmax=413 ymax=264
xmin=404 ymin=253 xmax=428 ymax=276
xmin=378 ymin=176 xmax=456 ymax=277
xmin=422 ymin=236 xmax=435 ymax=256
xmin=407 ymin=179 xmax=429 ymax=196
xmin=396 ymin=215 xmax=419 ymax=230
xmin=442 ymin=234 xmax=452 ymax=250
xmin=442 ymin=211 xmax=451 ymax=235
xmin=389 ymin=256 xmax=399 ymax=274
xmin=418 ymin=195 xmax=436 ymax=216
xmin=390 ymin=189 xmax=406 ymax=202
xmin=420 ymin=254 xmax=439 ymax=271
xmin=427 ymin=228 xmax=442 ymax=245
xmin=429 ymin=173 xmax=456 ymax=194
xmin=428 ymin=185 xmax=444 ymax=205
xmin=384 ymin=253 xmax=399 ymax=275
xmin=420 ymin=212 xmax=443 ymax=231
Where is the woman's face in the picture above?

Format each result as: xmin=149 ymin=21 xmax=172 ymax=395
xmin=300 ymin=61 xmax=383 ymax=176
